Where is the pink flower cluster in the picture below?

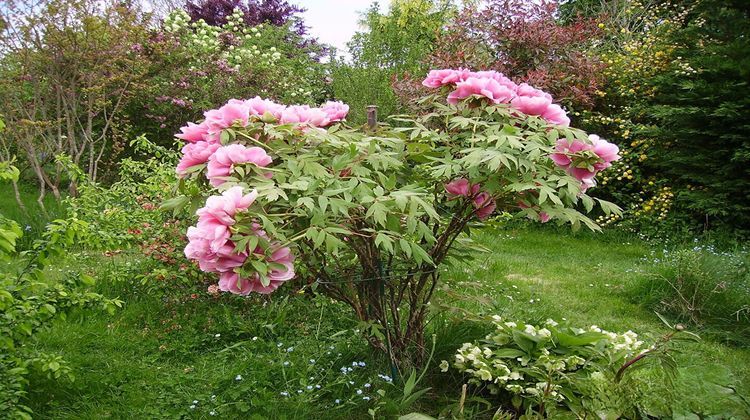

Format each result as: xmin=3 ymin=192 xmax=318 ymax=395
xmin=175 ymin=97 xmax=349 ymax=145
xmin=184 ymin=186 xmax=295 ymax=295
xmin=206 ymin=144 xmax=273 ymax=187
xmin=444 ymin=178 xmax=497 ymax=220
xmin=550 ymin=134 xmax=621 ymax=192
xmin=422 ymin=69 xmax=570 ymax=126
xmin=175 ymin=97 xmax=349 ymax=185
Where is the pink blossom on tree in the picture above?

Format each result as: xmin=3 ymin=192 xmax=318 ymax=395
xmin=320 ymin=101 xmax=350 ymax=123
xmin=175 ymin=121 xmax=211 ymax=143
xmin=422 ymin=68 xmax=473 ymax=88
xmin=206 ymin=144 xmax=273 ymax=187
xmin=447 ymin=77 xmax=515 ymax=105
xmin=176 ymin=141 xmax=221 ymax=177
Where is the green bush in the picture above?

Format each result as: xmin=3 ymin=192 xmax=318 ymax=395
xmin=0 ymin=215 xmax=122 ymax=418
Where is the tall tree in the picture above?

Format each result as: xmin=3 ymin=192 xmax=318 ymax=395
xmin=643 ymin=0 xmax=750 ymax=231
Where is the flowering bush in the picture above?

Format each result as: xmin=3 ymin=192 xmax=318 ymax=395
xmin=394 ymin=0 xmax=604 ymax=112
xmin=167 ymin=69 xmax=620 ymax=361
xmin=135 ymin=8 xmax=328 ymax=145
xmin=441 ymin=316 xmax=689 ymax=417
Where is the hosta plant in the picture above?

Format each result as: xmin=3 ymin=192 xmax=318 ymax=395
xmin=441 ymin=316 xmax=696 ymax=418
xmin=167 ymin=69 xmax=621 ymax=363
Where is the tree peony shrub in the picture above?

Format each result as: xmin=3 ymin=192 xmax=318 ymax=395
xmin=167 ymin=70 xmax=620 ymax=362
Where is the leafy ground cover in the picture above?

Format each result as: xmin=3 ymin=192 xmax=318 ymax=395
xmin=18 ymin=226 xmax=749 ymax=418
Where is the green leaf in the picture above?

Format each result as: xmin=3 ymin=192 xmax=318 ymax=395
xmin=160 ymin=196 xmax=189 ymax=211
xmin=366 ymin=202 xmax=388 ymax=227
xmin=375 ymin=232 xmax=394 ymax=254
xmin=403 ymin=369 xmax=417 ymax=397
xmin=557 ymin=331 xmax=607 ymax=347
xmin=491 ymin=348 xmax=526 ymax=358
xmin=250 ymin=260 xmax=268 ymax=275
xmin=410 ymin=243 xmax=434 ymax=266
xmin=398 ymin=413 xmax=435 ymax=420
xmin=511 ymin=330 xmax=536 ymax=353
xmin=80 ymin=273 xmax=96 ymax=286
xmin=318 ymin=196 xmax=329 ymax=212
xmin=399 ymin=239 xmax=412 ymax=258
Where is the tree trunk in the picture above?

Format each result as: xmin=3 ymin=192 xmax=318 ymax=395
xmin=11 ymin=179 xmax=27 ymax=214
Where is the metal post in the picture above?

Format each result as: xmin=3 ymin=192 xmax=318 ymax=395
xmin=366 ymin=105 xmax=378 ymax=130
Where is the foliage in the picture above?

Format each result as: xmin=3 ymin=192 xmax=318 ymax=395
xmin=632 ymin=247 xmax=750 ymax=344
xmin=404 ymin=0 xmax=604 ymax=111
xmin=0 ymin=0 xmax=152 ymax=186
xmin=65 ymin=136 xmax=180 ymax=250
xmin=0 ymin=216 xmax=122 ymax=418
xmin=133 ymin=8 xmax=329 ymax=145
xmin=572 ymin=1 xmax=693 ymax=231
xmin=570 ymin=0 xmax=750 ymax=235
xmin=332 ymin=0 xmax=453 ymax=123
xmin=638 ymin=0 xmax=750 ymax=233
xmin=442 ymin=315 xmax=697 ymax=418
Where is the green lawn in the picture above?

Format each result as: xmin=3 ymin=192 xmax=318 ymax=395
xmin=22 ymin=227 xmax=750 ymax=418
xmin=0 ymin=183 xmax=67 ymax=249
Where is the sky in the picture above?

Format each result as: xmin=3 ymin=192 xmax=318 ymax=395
xmin=298 ymin=0 xmax=380 ymax=55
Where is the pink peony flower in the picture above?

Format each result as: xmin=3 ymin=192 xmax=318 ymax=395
xmin=176 ymin=122 xmax=210 ymax=143
xmin=448 ymin=77 xmax=515 ymax=105
xmin=176 ymin=141 xmax=220 ymax=177
xmin=320 ymin=101 xmax=349 ymax=123
xmin=473 ymin=192 xmax=496 ymax=220
xmin=445 ymin=178 xmax=471 ymax=196
xmin=217 ymin=245 xmax=295 ymax=295
xmin=267 ymin=246 xmax=296 ymax=282
xmin=206 ymin=144 xmax=273 ymax=187
xmin=580 ymin=177 xmax=596 ymax=193
xmin=550 ymin=139 xmax=590 ymax=170
xmin=202 ymin=100 xmax=252 ymax=140
xmin=470 ymin=71 xmax=518 ymax=91
xmin=185 ymin=187 xmax=259 ymax=273
xmin=218 ymin=272 xmax=256 ymax=295
xmin=541 ymin=104 xmax=571 ymax=127
xmin=422 ymin=68 xmax=472 ymax=88
xmin=539 ymin=212 xmax=551 ymax=223
xmin=280 ymin=105 xmax=331 ymax=127
xmin=551 ymin=136 xmax=620 ymax=189
xmin=589 ymin=135 xmax=621 ymax=170
xmin=510 ymin=95 xmax=553 ymax=117
xmin=245 ymin=96 xmax=286 ymax=120
xmin=218 ymin=99 xmax=252 ymax=127
xmin=515 ymin=83 xmax=553 ymax=100
xmin=185 ymin=230 xmax=246 ymax=272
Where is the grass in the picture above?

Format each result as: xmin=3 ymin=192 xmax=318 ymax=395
xmin=16 ymin=226 xmax=750 ymax=418
xmin=0 ymin=183 xmax=67 ymax=249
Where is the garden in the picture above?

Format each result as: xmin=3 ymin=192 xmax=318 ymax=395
xmin=0 ymin=0 xmax=749 ymax=418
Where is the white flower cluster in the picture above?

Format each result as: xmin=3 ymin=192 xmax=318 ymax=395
xmin=163 ymin=8 xmax=282 ymax=70
xmin=442 ymin=316 xmax=646 ymax=402
xmin=164 ymin=9 xmax=191 ymax=33
xmin=449 ymin=342 xmax=536 ymax=397
xmin=582 ymin=325 xmax=643 ymax=356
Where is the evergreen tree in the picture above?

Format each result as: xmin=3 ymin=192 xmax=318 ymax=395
xmin=644 ymin=0 xmax=750 ymax=232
